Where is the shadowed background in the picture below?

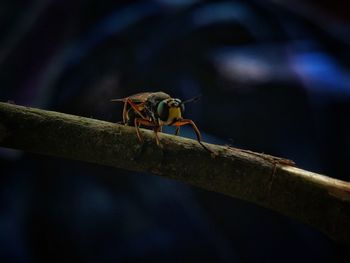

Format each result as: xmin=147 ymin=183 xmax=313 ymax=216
xmin=0 ymin=0 xmax=349 ymax=262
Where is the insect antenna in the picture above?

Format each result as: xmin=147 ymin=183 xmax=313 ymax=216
xmin=110 ymin=98 xmax=125 ymax=102
xmin=181 ymin=94 xmax=202 ymax=105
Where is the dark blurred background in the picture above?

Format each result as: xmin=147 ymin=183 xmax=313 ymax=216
xmin=1 ymin=0 xmax=349 ymax=262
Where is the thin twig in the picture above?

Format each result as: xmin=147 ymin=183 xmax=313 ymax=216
xmin=0 ymin=102 xmax=350 ymax=245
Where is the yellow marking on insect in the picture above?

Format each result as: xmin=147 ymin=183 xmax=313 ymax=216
xmin=137 ymin=106 xmax=145 ymax=111
xmin=168 ymin=107 xmax=182 ymax=121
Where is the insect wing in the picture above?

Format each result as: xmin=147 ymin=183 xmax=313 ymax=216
xmin=110 ymin=92 xmax=151 ymax=103
xmin=111 ymin=92 xmax=171 ymax=103
xmin=125 ymin=92 xmax=154 ymax=103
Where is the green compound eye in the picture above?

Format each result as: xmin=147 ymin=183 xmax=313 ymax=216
xmin=157 ymin=100 xmax=169 ymax=121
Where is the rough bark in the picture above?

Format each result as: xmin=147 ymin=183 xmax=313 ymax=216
xmin=0 ymin=102 xmax=349 ymax=244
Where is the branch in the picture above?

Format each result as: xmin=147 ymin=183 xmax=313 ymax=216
xmin=1 ymin=102 xmax=350 ymax=244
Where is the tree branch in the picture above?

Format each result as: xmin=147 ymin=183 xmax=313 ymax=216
xmin=0 ymin=102 xmax=350 ymax=244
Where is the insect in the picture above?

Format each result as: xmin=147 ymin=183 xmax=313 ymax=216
xmin=111 ymin=91 xmax=212 ymax=152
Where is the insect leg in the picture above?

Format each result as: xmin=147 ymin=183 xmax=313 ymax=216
xmin=122 ymin=100 xmax=128 ymax=124
xmin=173 ymin=119 xmax=202 ymax=142
xmin=175 ymin=126 xmax=180 ymax=136
xmin=134 ymin=118 xmax=143 ymax=142
xmin=126 ymin=98 xmax=146 ymax=119
xmin=153 ymin=126 xmax=161 ymax=146
xmin=172 ymin=119 xmax=214 ymax=153
xmin=134 ymin=118 xmax=158 ymax=144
